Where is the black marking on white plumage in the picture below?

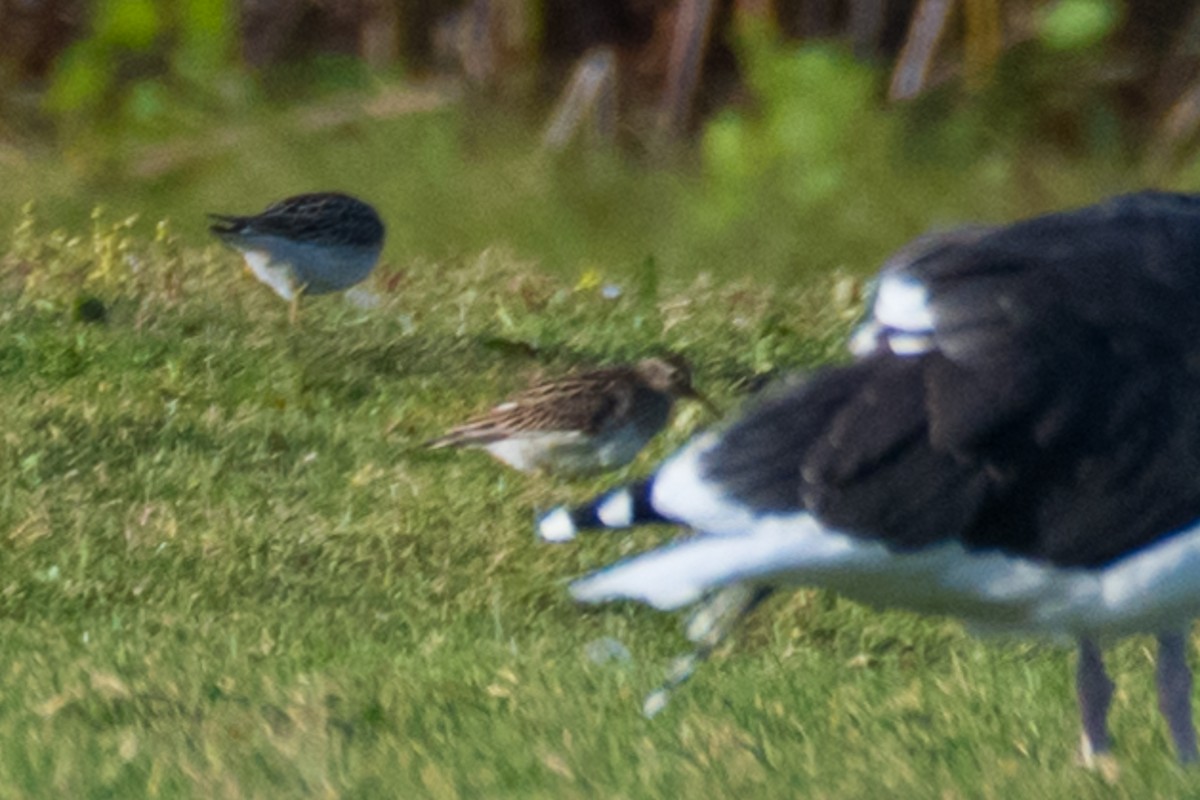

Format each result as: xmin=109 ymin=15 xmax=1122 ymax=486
xmin=537 ymin=480 xmax=669 ymax=541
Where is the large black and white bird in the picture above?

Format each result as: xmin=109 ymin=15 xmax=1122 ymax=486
xmin=537 ymin=190 xmax=1200 ymax=765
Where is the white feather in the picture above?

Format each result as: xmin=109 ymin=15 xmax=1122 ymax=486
xmin=597 ymin=490 xmax=635 ymax=528
xmin=538 ymin=507 xmax=578 ymax=543
xmin=570 ymin=508 xmax=1200 ymax=639
xmin=873 ymin=274 xmax=934 ymax=333
xmin=242 ymin=250 xmax=298 ymax=301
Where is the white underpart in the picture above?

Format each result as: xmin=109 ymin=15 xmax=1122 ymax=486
xmin=483 ymin=432 xmax=588 ymax=473
xmin=580 ymin=439 xmax=1200 ymax=639
xmin=233 ymin=236 xmax=380 ymax=297
xmin=242 ymin=250 xmax=298 ymax=301
xmin=486 ymin=424 xmax=655 ymax=475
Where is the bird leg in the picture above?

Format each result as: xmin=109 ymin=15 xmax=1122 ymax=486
xmin=642 ymin=584 xmax=772 ymax=718
xmin=1156 ymin=631 xmax=1197 ymax=763
xmin=1076 ymin=637 xmax=1114 ymax=766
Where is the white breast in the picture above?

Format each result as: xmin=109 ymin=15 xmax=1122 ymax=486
xmin=242 ymin=250 xmax=298 ymax=301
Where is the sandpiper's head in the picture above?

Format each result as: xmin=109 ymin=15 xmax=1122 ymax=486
xmin=635 ymin=356 xmax=719 ymax=416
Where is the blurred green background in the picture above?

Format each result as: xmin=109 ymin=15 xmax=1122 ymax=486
xmin=3 ymin=0 xmax=1198 ymax=286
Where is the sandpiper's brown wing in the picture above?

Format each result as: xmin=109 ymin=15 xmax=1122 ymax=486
xmin=426 ymin=367 xmax=639 ymax=448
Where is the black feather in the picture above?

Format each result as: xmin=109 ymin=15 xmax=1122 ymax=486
xmin=705 ymin=190 xmax=1200 ymax=568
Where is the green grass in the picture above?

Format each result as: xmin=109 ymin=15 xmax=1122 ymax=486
xmin=0 ymin=60 xmax=1195 ymax=792
xmin=0 ymin=209 xmax=1199 ymax=799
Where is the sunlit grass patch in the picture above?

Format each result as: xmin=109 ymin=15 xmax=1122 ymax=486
xmin=0 ymin=207 xmax=1197 ymax=797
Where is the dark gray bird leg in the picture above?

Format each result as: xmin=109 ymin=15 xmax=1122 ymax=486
xmin=1156 ymin=631 xmax=1197 ymax=763
xmin=1077 ymin=637 xmax=1114 ymax=763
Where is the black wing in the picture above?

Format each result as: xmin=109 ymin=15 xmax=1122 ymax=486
xmin=209 ymin=192 xmax=384 ymax=248
xmin=706 ymin=191 xmax=1200 ymax=567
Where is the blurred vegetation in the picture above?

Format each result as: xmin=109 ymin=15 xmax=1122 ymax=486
xmin=0 ymin=0 xmax=1199 ymax=288
xmin=43 ymin=0 xmax=237 ymax=139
